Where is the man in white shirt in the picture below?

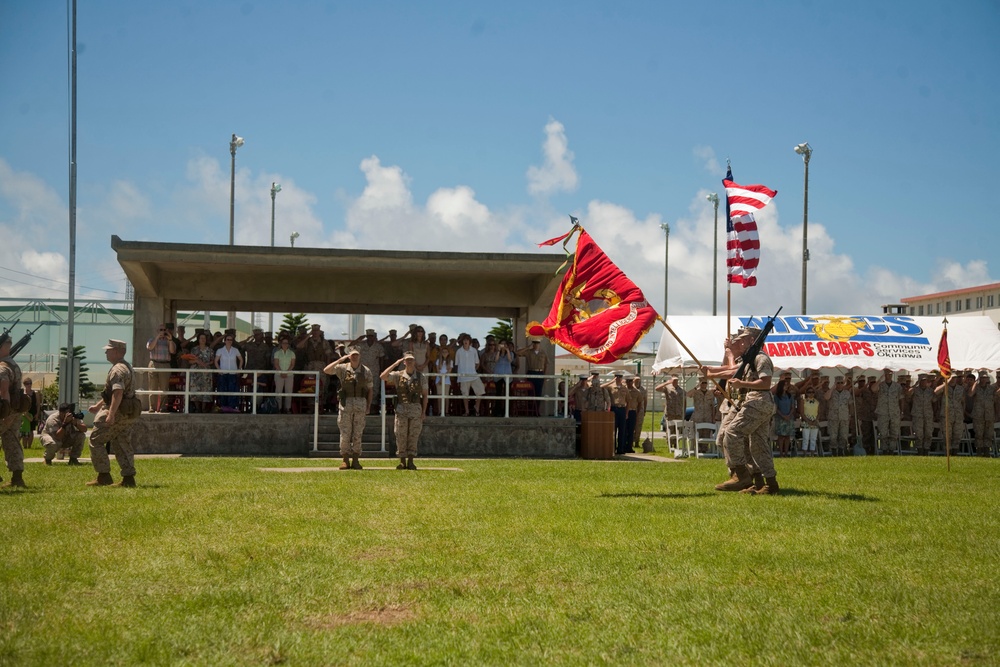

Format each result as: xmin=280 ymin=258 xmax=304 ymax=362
xmin=454 ymin=334 xmax=485 ymax=416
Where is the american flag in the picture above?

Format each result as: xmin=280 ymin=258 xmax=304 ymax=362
xmin=724 ymin=167 xmax=777 ymax=288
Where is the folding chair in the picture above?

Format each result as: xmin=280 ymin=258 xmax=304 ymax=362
xmin=898 ymin=420 xmax=916 ymax=454
xmin=666 ymin=420 xmax=690 ymax=457
xmin=694 ymin=422 xmax=720 ymax=458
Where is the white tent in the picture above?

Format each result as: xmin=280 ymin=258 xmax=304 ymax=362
xmin=653 ymin=315 xmax=1000 ymax=374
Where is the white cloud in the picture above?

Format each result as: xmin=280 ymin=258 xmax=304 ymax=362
xmin=341 ymin=155 xmax=513 ymax=252
xmin=526 ymin=118 xmax=578 ymax=196
xmin=693 ymin=145 xmax=724 ymax=177
xmin=173 ymin=155 xmax=324 ymax=247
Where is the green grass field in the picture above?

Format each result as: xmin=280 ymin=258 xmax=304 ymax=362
xmin=1 ymin=453 xmax=997 ymax=666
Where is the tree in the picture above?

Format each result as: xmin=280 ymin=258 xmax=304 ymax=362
xmin=59 ymin=345 xmax=97 ymax=398
xmin=488 ymin=318 xmax=514 ymax=343
xmin=280 ymin=313 xmax=309 ymax=337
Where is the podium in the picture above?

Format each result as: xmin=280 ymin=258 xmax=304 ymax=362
xmin=581 ymin=411 xmax=615 ymax=459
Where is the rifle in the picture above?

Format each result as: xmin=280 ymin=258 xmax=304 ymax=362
xmin=1 ymin=319 xmax=20 ymax=348
xmin=10 ymin=323 xmax=44 ymax=358
xmin=725 ymin=306 xmax=782 ymax=409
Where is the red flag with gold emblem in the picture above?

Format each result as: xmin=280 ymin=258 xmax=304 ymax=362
xmin=937 ymin=327 xmax=951 ymax=378
xmin=527 ymin=227 xmax=658 ymax=364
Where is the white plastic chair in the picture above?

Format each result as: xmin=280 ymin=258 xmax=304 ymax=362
xmin=694 ymin=422 xmax=720 ymax=458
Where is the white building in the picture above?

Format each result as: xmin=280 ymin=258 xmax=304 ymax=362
xmin=899 ymin=282 xmax=1000 ymax=328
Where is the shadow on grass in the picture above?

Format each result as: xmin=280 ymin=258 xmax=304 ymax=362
xmin=600 ymin=491 xmax=717 ymax=499
xmin=778 ymin=488 xmax=879 ymax=502
xmin=599 ymin=488 xmax=880 ymax=502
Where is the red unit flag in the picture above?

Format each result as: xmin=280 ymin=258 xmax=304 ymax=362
xmin=527 ymin=228 xmax=657 ymax=364
xmin=937 ymin=328 xmax=952 ymax=378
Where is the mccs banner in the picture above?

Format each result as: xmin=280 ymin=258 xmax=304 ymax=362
xmin=653 ymin=315 xmax=1000 ymax=373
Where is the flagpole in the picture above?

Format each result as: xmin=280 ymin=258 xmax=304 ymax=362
xmin=942 ymin=318 xmax=951 ymax=472
xmin=656 ymin=315 xmax=727 ymax=396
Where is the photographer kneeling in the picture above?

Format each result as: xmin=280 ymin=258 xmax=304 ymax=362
xmin=42 ymin=403 xmax=88 ymax=466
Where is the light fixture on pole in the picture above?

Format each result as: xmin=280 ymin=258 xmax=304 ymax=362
xmin=660 ymin=222 xmax=670 ymax=316
xmin=228 ymin=133 xmax=244 ymax=331
xmin=794 ymin=142 xmax=812 ymax=315
xmin=268 ymin=182 xmax=282 ymax=334
xmin=290 ymin=231 xmax=299 ymax=247
xmin=229 ymin=134 xmax=244 ymax=245
xmin=706 ymin=192 xmax=720 ymax=316
xmin=269 ymin=182 xmax=281 ymax=247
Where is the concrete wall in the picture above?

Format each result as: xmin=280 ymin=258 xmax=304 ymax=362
xmin=131 ymin=415 xmax=577 ymax=458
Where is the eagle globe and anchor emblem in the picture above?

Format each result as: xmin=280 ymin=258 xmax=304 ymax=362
xmin=564 ymin=282 xmax=622 ymax=322
xmin=811 ymin=316 xmax=868 ymax=342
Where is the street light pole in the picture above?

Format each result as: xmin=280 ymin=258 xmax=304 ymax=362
xmin=660 ymin=222 xmax=670 ymax=316
xmin=270 ymin=182 xmax=281 ymax=247
xmin=268 ymin=182 xmax=281 ymax=334
xmin=290 ymin=231 xmax=299 ymax=247
xmin=794 ymin=142 xmax=812 ymax=315
xmin=706 ymin=193 xmax=720 ymax=316
xmin=228 ymin=133 xmax=244 ymax=331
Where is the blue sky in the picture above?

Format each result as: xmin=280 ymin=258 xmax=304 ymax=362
xmin=1 ymin=1 xmax=998 ymax=344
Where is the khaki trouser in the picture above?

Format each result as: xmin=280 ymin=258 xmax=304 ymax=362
xmin=89 ymin=408 xmax=137 ymax=477
xmin=876 ymin=410 xmax=900 ymax=451
xmin=394 ymin=403 xmax=423 ymax=458
xmin=972 ymin=408 xmax=995 ymax=453
xmin=1 ymin=418 xmax=24 ymax=473
xmin=338 ymin=397 xmax=367 ymax=457
xmin=827 ymin=417 xmax=849 ymax=450
xmin=722 ymin=401 xmax=775 ymax=478
xmin=43 ymin=431 xmax=86 ymax=460
xmin=912 ymin=410 xmax=934 ymax=450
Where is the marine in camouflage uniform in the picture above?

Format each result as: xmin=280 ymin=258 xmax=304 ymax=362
xmin=687 ymin=380 xmax=715 ymax=425
xmin=824 ymin=377 xmax=852 ymax=456
xmin=382 ymin=352 xmax=428 ymax=470
xmin=970 ymin=371 xmax=995 ymax=457
xmin=325 ymin=350 xmax=373 ymax=469
xmin=873 ymin=369 xmax=902 ymax=454
xmin=88 ymin=339 xmax=140 ymax=487
xmin=0 ymin=333 xmax=27 ymax=488
xmin=656 ymin=376 xmax=685 ymax=421
xmin=708 ymin=327 xmax=778 ymax=495
xmin=298 ymin=325 xmax=333 ymax=410
xmin=934 ymin=377 xmax=966 ymax=454
xmin=583 ymin=373 xmax=610 ymax=412
xmin=42 ymin=404 xmax=87 ymax=465
xmin=910 ymin=375 xmax=936 ymax=455
xmin=854 ymin=377 xmax=877 ymax=454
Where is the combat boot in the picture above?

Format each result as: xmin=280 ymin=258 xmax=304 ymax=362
xmin=87 ymin=472 xmax=114 ymax=486
xmin=406 ymin=457 xmax=417 ymax=471
xmin=1 ymin=470 xmax=26 ymax=488
xmin=44 ymin=457 xmax=53 ymax=465
xmin=715 ymin=465 xmax=752 ymax=492
xmin=740 ymin=472 xmax=765 ymax=494
xmin=396 ymin=458 xmax=407 ymax=470
xmin=67 ymin=458 xmax=82 ymax=466
xmin=115 ymin=475 xmax=137 ymax=488
xmin=351 ymin=458 xmax=363 ymax=470
xmin=339 ymin=458 xmax=350 ymax=470
xmin=754 ymin=477 xmax=780 ymax=495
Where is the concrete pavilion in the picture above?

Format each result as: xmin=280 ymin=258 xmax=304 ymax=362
xmin=114 ymin=236 xmax=566 ymax=349
xmin=112 ymin=236 xmax=577 ymax=458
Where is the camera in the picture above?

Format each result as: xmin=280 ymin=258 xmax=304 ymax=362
xmin=73 ymin=411 xmax=85 ymax=420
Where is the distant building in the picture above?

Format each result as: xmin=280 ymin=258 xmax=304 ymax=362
xmin=900 ymin=282 xmax=1000 ymax=328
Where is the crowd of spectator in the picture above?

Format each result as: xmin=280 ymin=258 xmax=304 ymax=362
xmin=649 ymin=368 xmax=999 ymax=457
xmin=145 ymin=322 xmax=556 ymax=417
